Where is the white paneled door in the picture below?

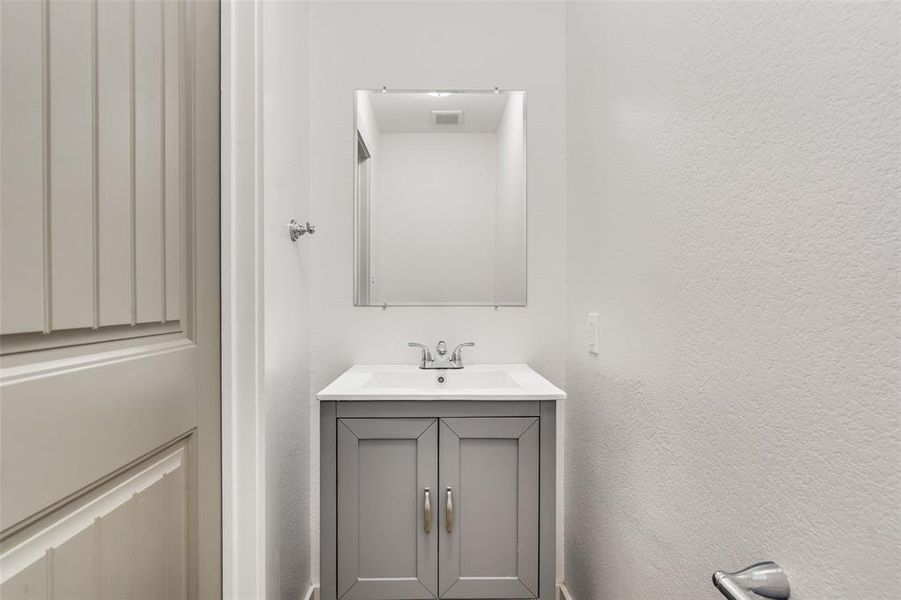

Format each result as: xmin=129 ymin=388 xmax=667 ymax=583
xmin=0 ymin=0 xmax=220 ymax=597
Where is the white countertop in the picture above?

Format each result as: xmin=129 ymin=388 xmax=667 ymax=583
xmin=316 ymin=363 xmax=566 ymax=401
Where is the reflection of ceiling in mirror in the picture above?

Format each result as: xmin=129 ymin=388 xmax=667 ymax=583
xmin=367 ymin=92 xmax=519 ymax=134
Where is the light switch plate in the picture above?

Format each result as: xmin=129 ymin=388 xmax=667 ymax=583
xmin=587 ymin=312 xmax=599 ymax=355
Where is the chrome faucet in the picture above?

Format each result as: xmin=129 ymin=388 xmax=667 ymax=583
xmin=408 ymin=341 xmax=475 ymax=369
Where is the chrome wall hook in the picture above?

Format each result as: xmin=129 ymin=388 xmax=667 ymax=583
xmin=288 ymin=219 xmax=316 ymax=241
xmin=713 ymin=562 xmax=790 ymax=600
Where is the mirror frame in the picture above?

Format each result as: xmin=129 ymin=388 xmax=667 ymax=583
xmin=352 ymin=89 xmax=528 ymax=308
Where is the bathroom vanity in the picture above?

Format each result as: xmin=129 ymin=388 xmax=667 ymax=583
xmin=318 ymin=364 xmax=565 ymax=600
xmin=326 ymin=87 xmax=554 ymax=599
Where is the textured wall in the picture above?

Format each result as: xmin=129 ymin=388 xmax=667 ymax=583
xmin=262 ymin=1 xmax=312 ymax=597
xmin=565 ymin=3 xmax=900 ymax=599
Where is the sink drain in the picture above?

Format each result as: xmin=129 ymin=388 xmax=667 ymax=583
xmin=437 ymin=376 xmax=446 ymax=384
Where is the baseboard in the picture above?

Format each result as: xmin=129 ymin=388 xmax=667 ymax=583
xmin=307 ymin=583 xmax=563 ymax=600
xmin=558 ymin=583 xmax=575 ymax=600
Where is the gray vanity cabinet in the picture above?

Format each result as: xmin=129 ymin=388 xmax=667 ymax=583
xmin=321 ymin=401 xmax=557 ymax=600
xmin=337 ymin=418 xmax=439 ymax=599
xmin=439 ymin=418 xmax=539 ymax=599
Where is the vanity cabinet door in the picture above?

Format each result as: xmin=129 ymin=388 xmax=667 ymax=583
xmin=337 ymin=418 xmax=438 ymax=599
xmin=439 ymin=418 xmax=540 ymax=599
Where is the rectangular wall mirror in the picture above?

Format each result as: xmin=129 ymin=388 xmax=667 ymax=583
xmin=354 ymin=89 xmax=527 ymax=306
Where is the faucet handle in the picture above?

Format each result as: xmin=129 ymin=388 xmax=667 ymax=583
xmin=451 ymin=342 xmax=475 ymax=364
xmin=408 ymin=342 xmax=433 ymax=368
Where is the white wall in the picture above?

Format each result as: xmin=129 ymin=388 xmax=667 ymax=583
xmin=495 ymin=93 xmax=527 ymax=304
xmin=262 ymin=1 xmax=312 ymax=598
xmin=377 ymin=133 xmax=497 ymax=304
xmin=309 ymin=0 xmax=567 ymax=583
xmin=564 ymin=3 xmax=900 ymax=600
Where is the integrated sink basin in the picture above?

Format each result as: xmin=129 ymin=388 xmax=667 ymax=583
xmin=365 ymin=369 xmax=518 ymax=390
xmin=317 ymin=364 xmax=566 ymax=401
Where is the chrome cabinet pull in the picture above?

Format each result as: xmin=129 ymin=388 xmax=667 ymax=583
xmin=445 ymin=487 xmax=454 ymax=533
xmin=423 ymin=488 xmax=431 ymax=534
